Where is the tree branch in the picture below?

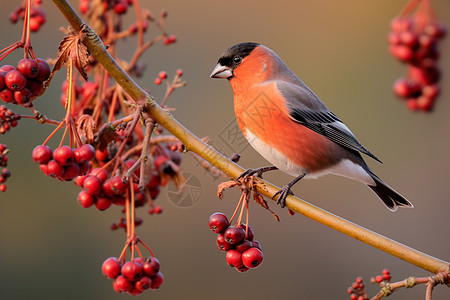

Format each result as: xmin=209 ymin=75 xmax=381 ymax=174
xmin=51 ymin=0 xmax=450 ymax=275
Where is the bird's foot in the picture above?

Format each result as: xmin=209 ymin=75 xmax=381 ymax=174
xmin=272 ymin=185 xmax=294 ymax=208
xmin=272 ymin=173 xmax=306 ymax=208
xmin=236 ymin=166 xmax=278 ymax=180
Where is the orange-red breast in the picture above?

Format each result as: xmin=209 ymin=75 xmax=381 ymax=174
xmin=210 ymin=42 xmax=413 ymax=211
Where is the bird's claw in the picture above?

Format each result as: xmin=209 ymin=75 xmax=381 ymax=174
xmin=236 ymin=166 xmax=277 ymax=181
xmin=272 ymin=185 xmax=294 ymax=208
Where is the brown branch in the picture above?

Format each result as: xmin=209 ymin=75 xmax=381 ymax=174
xmin=51 ymin=0 xmax=450 ymax=276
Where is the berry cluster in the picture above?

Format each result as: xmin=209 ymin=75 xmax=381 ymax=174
xmin=0 ymin=59 xmax=50 ymax=107
xmin=0 ymin=144 xmax=10 ymax=192
xmin=163 ymin=35 xmax=177 ymax=46
xmin=347 ymin=277 xmax=368 ymax=300
xmin=154 ymin=69 xmax=183 ymax=86
xmin=373 ymin=268 xmax=392 ymax=284
xmin=389 ymin=1 xmax=446 ymax=112
xmin=102 ymin=256 xmax=164 ymax=295
xmin=4 ymin=0 xmax=186 ymax=294
xmin=10 ymin=2 xmax=46 ymax=32
xmin=347 ymin=269 xmax=392 ymax=300
xmin=208 ymin=212 xmax=263 ymax=272
xmin=32 ymin=144 xmax=94 ymax=182
xmin=79 ymin=0 xmax=133 ymax=16
xmin=73 ymin=147 xmax=172 ymax=212
xmin=0 ymin=105 xmax=20 ymax=134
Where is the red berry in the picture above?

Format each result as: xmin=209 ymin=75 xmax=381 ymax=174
xmin=17 ymin=58 xmax=39 ymax=78
xmin=14 ymin=88 xmax=31 ymax=104
xmin=26 ymin=79 xmax=44 ymax=97
xmin=90 ymin=167 xmax=108 ymax=183
xmin=150 ymin=272 xmax=164 ymax=290
xmin=419 ymin=34 xmax=435 ymax=49
xmin=95 ymin=197 xmax=112 ymax=210
xmin=158 ymin=71 xmax=167 ymax=79
xmin=121 ymin=261 xmax=143 ymax=282
xmin=135 ymin=276 xmax=152 ymax=292
xmin=111 ymin=175 xmax=128 ymax=194
xmin=224 ymin=226 xmax=245 ymax=245
xmin=114 ymin=275 xmax=133 ymax=293
xmin=176 ymin=69 xmax=183 ymax=77
xmin=251 ymin=240 xmax=261 ymax=250
xmin=422 ymin=85 xmax=440 ymax=100
xmin=236 ymin=265 xmax=249 ymax=273
xmin=226 ymin=250 xmax=243 ymax=268
xmin=142 ymin=257 xmax=160 ymax=277
xmin=102 ymin=257 xmax=122 ymax=279
xmin=39 ymin=163 xmax=49 ymax=176
xmin=407 ymin=99 xmax=418 ymax=111
xmin=216 ymin=233 xmax=234 ymax=251
xmin=208 ymin=212 xmax=229 ymax=233
xmin=154 ymin=205 xmax=163 ymax=214
xmin=78 ymin=161 xmax=91 ymax=176
xmin=36 ymin=59 xmax=51 ymax=82
xmin=0 ymin=184 xmax=6 ymax=192
xmin=236 ymin=240 xmax=252 ymax=253
xmin=383 ymin=273 xmax=391 ymax=281
xmin=0 ymin=65 xmax=15 ymax=73
xmin=0 ymin=72 xmax=5 ymax=90
xmin=0 ymin=89 xmax=14 ymax=103
xmin=5 ymin=70 xmax=27 ymax=91
xmin=46 ymin=160 xmax=65 ymax=178
xmin=387 ymin=32 xmax=401 ymax=45
xmin=390 ymin=45 xmax=413 ymax=62
xmin=102 ymin=179 xmax=115 ymax=197
xmin=83 ymin=175 xmax=103 ymax=196
xmin=113 ymin=2 xmax=128 ymax=14
xmin=375 ymin=275 xmax=383 ymax=283
xmin=74 ymin=144 xmax=95 ymax=164
xmin=424 ymin=22 xmax=447 ymax=39
xmin=399 ymin=31 xmax=418 ymax=47
xmin=79 ymin=0 xmax=89 ymax=14
xmin=242 ymin=247 xmax=263 ymax=268
xmin=390 ymin=17 xmax=412 ymax=32
xmin=32 ymin=145 xmax=53 ymax=164
xmin=168 ymin=35 xmax=177 ymax=43
xmin=62 ymin=162 xmax=80 ymax=181
xmin=77 ymin=190 xmax=95 ymax=208
xmin=154 ymin=78 xmax=162 ymax=85
xmin=29 ymin=17 xmax=41 ymax=32
xmin=53 ymin=146 xmax=75 ymax=166
xmin=9 ymin=12 xmax=18 ymax=24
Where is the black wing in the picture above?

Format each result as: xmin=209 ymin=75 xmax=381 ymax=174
xmin=276 ymin=81 xmax=381 ymax=163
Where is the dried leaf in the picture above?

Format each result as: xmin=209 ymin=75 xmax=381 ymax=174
xmin=95 ymin=124 xmax=117 ymax=151
xmin=54 ymin=27 xmax=90 ymax=80
xmin=77 ymin=115 xmax=96 ymax=144
xmin=253 ymin=192 xmax=280 ymax=222
xmin=217 ymin=180 xmax=240 ymax=199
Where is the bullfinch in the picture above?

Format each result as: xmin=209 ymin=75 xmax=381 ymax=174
xmin=210 ymin=42 xmax=413 ymax=211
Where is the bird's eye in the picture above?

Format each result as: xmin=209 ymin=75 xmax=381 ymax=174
xmin=233 ymin=56 xmax=242 ymax=64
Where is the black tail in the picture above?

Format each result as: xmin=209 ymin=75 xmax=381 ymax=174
xmin=367 ymin=171 xmax=413 ymax=211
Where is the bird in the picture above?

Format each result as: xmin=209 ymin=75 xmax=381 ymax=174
xmin=210 ymin=42 xmax=413 ymax=211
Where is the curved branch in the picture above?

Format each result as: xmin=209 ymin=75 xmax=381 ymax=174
xmin=52 ymin=0 xmax=450 ymax=275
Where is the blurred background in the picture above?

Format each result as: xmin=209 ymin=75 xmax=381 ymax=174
xmin=0 ymin=0 xmax=449 ymax=299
